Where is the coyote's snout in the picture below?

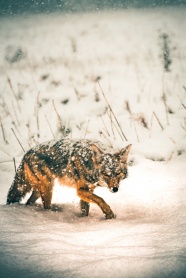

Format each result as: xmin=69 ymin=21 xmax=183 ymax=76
xmin=7 ymin=139 xmax=132 ymax=219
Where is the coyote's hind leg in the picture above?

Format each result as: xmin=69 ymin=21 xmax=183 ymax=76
xmin=80 ymin=200 xmax=90 ymax=216
xmin=26 ymin=190 xmax=40 ymax=205
xmin=40 ymin=184 xmax=53 ymax=210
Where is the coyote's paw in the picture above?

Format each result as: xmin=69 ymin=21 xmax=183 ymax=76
xmin=105 ymin=211 xmax=115 ymax=219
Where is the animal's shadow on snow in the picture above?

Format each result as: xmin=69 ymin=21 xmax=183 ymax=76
xmin=25 ymin=202 xmax=101 ymax=223
xmin=7 ymin=201 xmax=170 ymax=224
xmin=23 ymin=202 xmax=169 ymax=224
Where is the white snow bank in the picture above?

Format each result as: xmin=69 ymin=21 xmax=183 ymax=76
xmin=0 ymin=157 xmax=186 ymax=278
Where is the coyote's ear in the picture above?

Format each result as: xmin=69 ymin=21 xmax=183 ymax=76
xmin=116 ymin=144 xmax=132 ymax=163
xmin=91 ymin=144 xmax=103 ymax=164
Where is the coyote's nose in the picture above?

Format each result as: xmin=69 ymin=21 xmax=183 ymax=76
xmin=112 ymin=187 xmax=118 ymax=193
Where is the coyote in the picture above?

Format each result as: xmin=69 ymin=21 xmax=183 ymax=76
xmin=7 ymin=139 xmax=132 ymax=219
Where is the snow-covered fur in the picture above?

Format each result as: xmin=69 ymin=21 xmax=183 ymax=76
xmin=7 ymin=139 xmax=131 ymax=219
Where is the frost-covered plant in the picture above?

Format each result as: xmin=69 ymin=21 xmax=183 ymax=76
xmin=160 ymin=33 xmax=172 ymax=72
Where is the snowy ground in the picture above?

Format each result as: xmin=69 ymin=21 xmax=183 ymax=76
xmin=0 ymin=7 xmax=186 ymax=278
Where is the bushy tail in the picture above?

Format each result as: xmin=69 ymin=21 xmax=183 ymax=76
xmin=7 ymin=161 xmax=31 ymax=204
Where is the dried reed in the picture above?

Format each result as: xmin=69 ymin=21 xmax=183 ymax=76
xmin=98 ymin=81 xmax=128 ymax=141
xmin=7 ymin=76 xmax=21 ymax=112
xmin=11 ymin=128 xmax=25 ymax=152
xmin=45 ymin=115 xmax=55 ymax=139
xmin=0 ymin=116 xmax=8 ymax=144
xmin=152 ymin=111 xmax=164 ymax=131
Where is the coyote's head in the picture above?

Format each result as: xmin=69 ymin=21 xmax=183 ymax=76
xmin=92 ymin=144 xmax=132 ymax=192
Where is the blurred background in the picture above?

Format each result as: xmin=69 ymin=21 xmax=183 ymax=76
xmin=0 ymin=0 xmax=185 ymax=16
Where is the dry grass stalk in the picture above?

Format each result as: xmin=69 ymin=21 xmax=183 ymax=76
xmin=162 ymin=93 xmax=169 ymax=125
xmin=111 ymin=116 xmax=123 ymax=140
xmin=74 ymin=88 xmax=86 ymax=101
xmin=0 ymin=116 xmax=8 ymax=144
xmin=106 ymin=109 xmax=124 ymax=141
xmin=1 ymin=99 xmax=14 ymax=122
xmin=176 ymin=89 xmax=186 ymax=110
xmin=162 ymin=75 xmax=169 ymax=125
xmin=106 ymin=109 xmax=116 ymax=140
xmin=169 ymin=137 xmax=176 ymax=144
xmin=45 ymin=115 xmax=55 ymax=139
xmin=0 ymin=145 xmax=11 ymax=156
xmin=100 ymin=116 xmax=110 ymax=137
xmin=11 ymin=128 xmax=25 ymax=152
xmin=133 ymin=121 xmax=140 ymax=142
xmin=2 ymin=98 xmax=20 ymax=131
xmin=99 ymin=131 xmax=113 ymax=148
xmin=52 ymin=100 xmax=63 ymax=130
xmin=74 ymin=88 xmax=81 ymax=100
xmin=152 ymin=111 xmax=164 ymax=131
xmin=32 ymin=137 xmax=39 ymax=146
xmin=12 ymin=101 xmax=20 ymax=126
xmin=149 ymin=113 xmax=153 ymax=138
xmin=139 ymin=114 xmax=148 ymax=129
xmin=13 ymin=157 xmax=16 ymax=172
xmin=125 ymin=100 xmax=132 ymax=115
xmin=181 ymin=123 xmax=186 ymax=133
xmin=27 ymin=141 xmax=32 ymax=148
xmin=12 ymin=121 xmax=21 ymax=137
xmin=7 ymin=76 xmax=21 ymax=112
xmin=35 ymin=91 xmax=40 ymax=139
xmin=95 ymin=91 xmax=100 ymax=102
xmin=98 ymin=81 xmax=128 ymax=141
xmin=1 ymin=98 xmax=10 ymax=116
xmin=26 ymin=121 xmax=32 ymax=148
xmin=181 ymin=103 xmax=186 ymax=110
xmin=131 ymin=113 xmax=148 ymax=129
xmin=83 ymin=119 xmax=90 ymax=139
xmin=5 ymin=103 xmax=21 ymax=136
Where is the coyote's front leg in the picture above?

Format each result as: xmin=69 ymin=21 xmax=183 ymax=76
xmin=80 ymin=200 xmax=90 ymax=216
xmin=77 ymin=183 xmax=114 ymax=219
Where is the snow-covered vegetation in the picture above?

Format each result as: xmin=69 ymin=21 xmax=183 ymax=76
xmin=0 ymin=7 xmax=186 ymax=277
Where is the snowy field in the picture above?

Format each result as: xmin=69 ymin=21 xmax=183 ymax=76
xmin=0 ymin=7 xmax=186 ymax=277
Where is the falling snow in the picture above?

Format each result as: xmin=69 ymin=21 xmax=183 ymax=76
xmin=0 ymin=6 xmax=186 ymax=278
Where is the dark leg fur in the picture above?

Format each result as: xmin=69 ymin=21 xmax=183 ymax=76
xmin=7 ymin=190 xmax=21 ymax=204
xmin=26 ymin=190 xmax=40 ymax=205
xmin=7 ymin=162 xmax=30 ymax=204
xmin=80 ymin=200 xmax=90 ymax=216
xmin=40 ymin=186 xmax=53 ymax=209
